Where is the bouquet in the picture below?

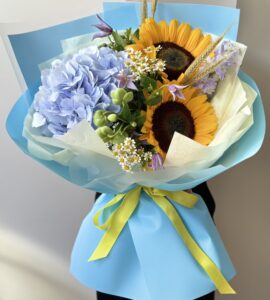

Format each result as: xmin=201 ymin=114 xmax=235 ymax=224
xmin=6 ymin=1 xmax=265 ymax=299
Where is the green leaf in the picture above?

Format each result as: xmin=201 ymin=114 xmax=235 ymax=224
xmin=111 ymin=132 xmax=128 ymax=144
xmin=120 ymin=103 xmax=132 ymax=122
xmin=112 ymin=31 xmax=126 ymax=49
xmin=140 ymin=75 xmax=157 ymax=91
xmin=126 ymin=28 xmax=132 ymax=39
xmin=135 ymin=114 xmax=146 ymax=127
xmin=146 ymin=92 xmax=162 ymax=106
xmin=133 ymin=28 xmax=140 ymax=39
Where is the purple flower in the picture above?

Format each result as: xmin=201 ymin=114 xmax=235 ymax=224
xmin=215 ymin=52 xmax=239 ymax=80
xmin=168 ymin=84 xmax=187 ymax=101
xmin=92 ymin=15 xmax=113 ymax=40
xmin=212 ymin=41 xmax=240 ymax=80
xmin=215 ymin=66 xmax=226 ymax=81
xmin=194 ymin=41 xmax=240 ymax=96
xmin=151 ymin=153 xmax=164 ymax=171
xmin=116 ymin=70 xmax=138 ymax=91
xmin=194 ymin=76 xmax=218 ymax=96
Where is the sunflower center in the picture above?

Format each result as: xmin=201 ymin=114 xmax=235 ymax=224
xmin=152 ymin=101 xmax=195 ymax=153
xmin=155 ymin=42 xmax=194 ymax=80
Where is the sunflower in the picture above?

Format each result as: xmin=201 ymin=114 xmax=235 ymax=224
xmin=141 ymin=84 xmax=218 ymax=158
xmin=129 ymin=18 xmax=212 ymax=81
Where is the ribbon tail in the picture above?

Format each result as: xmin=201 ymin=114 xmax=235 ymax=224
xmin=89 ymin=187 xmax=141 ymax=262
xmin=152 ymin=195 xmax=236 ymax=295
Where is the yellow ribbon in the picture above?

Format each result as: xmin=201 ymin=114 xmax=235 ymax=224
xmin=89 ymin=186 xmax=235 ymax=295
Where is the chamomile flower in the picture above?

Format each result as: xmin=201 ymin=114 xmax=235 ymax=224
xmin=125 ymin=47 xmax=165 ymax=80
xmin=112 ymin=138 xmax=153 ymax=172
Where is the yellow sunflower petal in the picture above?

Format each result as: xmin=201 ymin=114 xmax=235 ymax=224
xmin=176 ymin=23 xmax=192 ymax=47
xmin=195 ymin=113 xmax=217 ymax=122
xmin=196 ymin=123 xmax=217 ymax=135
xmin=158 ymin=20 xmax=169 ymax=41
xmin=139 ymin=133 xmax=148 ymax=140
xmin=169 ymin=19 xmax=179 ymax=42
xmin=140 ymin=22 xmax=155 ymax=46
xmin=148 ymin=132 xmax=159 ymax=146
xmin=144 ymin=18 xmax=160 ymax=44
xmin=184 ymin=95 xmax=208 ymax=108
xmin=194 ymin=134 xmax=214 ymax=145
xmin=182 ymin=87 xmax=202 ymax=101
xmin=192 ymin=34 xmax=212 ymax=57
xmin=185 ymin=29 xmax=203 ymax=52
xmin=194 ymin=115 xmax=218 ymax=130
xmin=190 ymin=103 xmax=213 ymax=118
xmin=141 ymin=33 xmax=153 ymax=46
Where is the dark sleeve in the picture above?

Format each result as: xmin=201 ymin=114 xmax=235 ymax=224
xmin=192 ymin=182 xmax=216 ymax=218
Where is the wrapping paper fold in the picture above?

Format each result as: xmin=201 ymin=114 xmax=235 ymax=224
xmin=17 ymin=72 xmax=259 ymax=193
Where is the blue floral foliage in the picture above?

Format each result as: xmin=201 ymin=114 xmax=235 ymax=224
xmin=32 ymin=46 xmax=127 ymax=136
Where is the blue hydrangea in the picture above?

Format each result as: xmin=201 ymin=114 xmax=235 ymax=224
xmin=32 ymin=46 xmax=128 ymax=136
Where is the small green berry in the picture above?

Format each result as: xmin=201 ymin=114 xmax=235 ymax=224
xmin=96 ymin=128 xmax=105 ymax=138
xmin=112 ymin=97 xmax=123 ymax=105
xmin=107 ymin=114 xmax=118 ymax=122
xmin=100 ymin=126 xmax=113 ymax=136
xmin=95 ymin=110 xmax=105 ymax=118
xmin=94 ymin=118 xmax=107 ymax=127
xmin=123 ymin=92 xmax=134 ymax=103
xmin=93 ymin=110 xmax=107 ymax=127
xmin=111 ymin=88 xmax=126 ymax=101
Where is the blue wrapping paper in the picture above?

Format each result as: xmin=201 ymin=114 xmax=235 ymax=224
xmin=6 ymin=71 xmax=264 ymax=299
xmin=6 ymin=2 xmax=266 ymax=299
xmin=103 ymin=2 xmax=240 ymax=41
xmin=71 ymin=192 xmax=235 ymax=300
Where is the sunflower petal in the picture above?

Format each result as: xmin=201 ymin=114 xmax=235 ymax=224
xmin=140 ymin=29 xmax=154 ymax=46
xmin=190 ymin=103 xmax=213 ymax=118
xmin=176 ymin=23 xmax=192 ymax=47
xmin=158 ymin=20 xmax=169 ymax=41
xmin=185 ymin=29 xmax=202 ymax=52
xmin=184 ymin=94 xmax=208 ymax=106
xmin=144 ymin=18 xmax=160 ymax=44
xmin=194 ymin=134 xmax=214 ymax=145
xmin=195 ymin=124 xmax=218 ymax=135
xmin=169 ymin=19 xmax=179 ymax=42
xmin=192 ymin=34 xmax=212 ymax=57
xmin=194 ymin=115 xmax=218 ymax=129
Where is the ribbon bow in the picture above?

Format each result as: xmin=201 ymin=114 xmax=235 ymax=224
xmin=89 ymin=186 xmax=235 ymax=295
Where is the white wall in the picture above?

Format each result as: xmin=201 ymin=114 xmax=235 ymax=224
xmin=0 ymin=1 xmax=269 ymax=300
xmin=0 ymin=1 xmax=101 ymax=299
